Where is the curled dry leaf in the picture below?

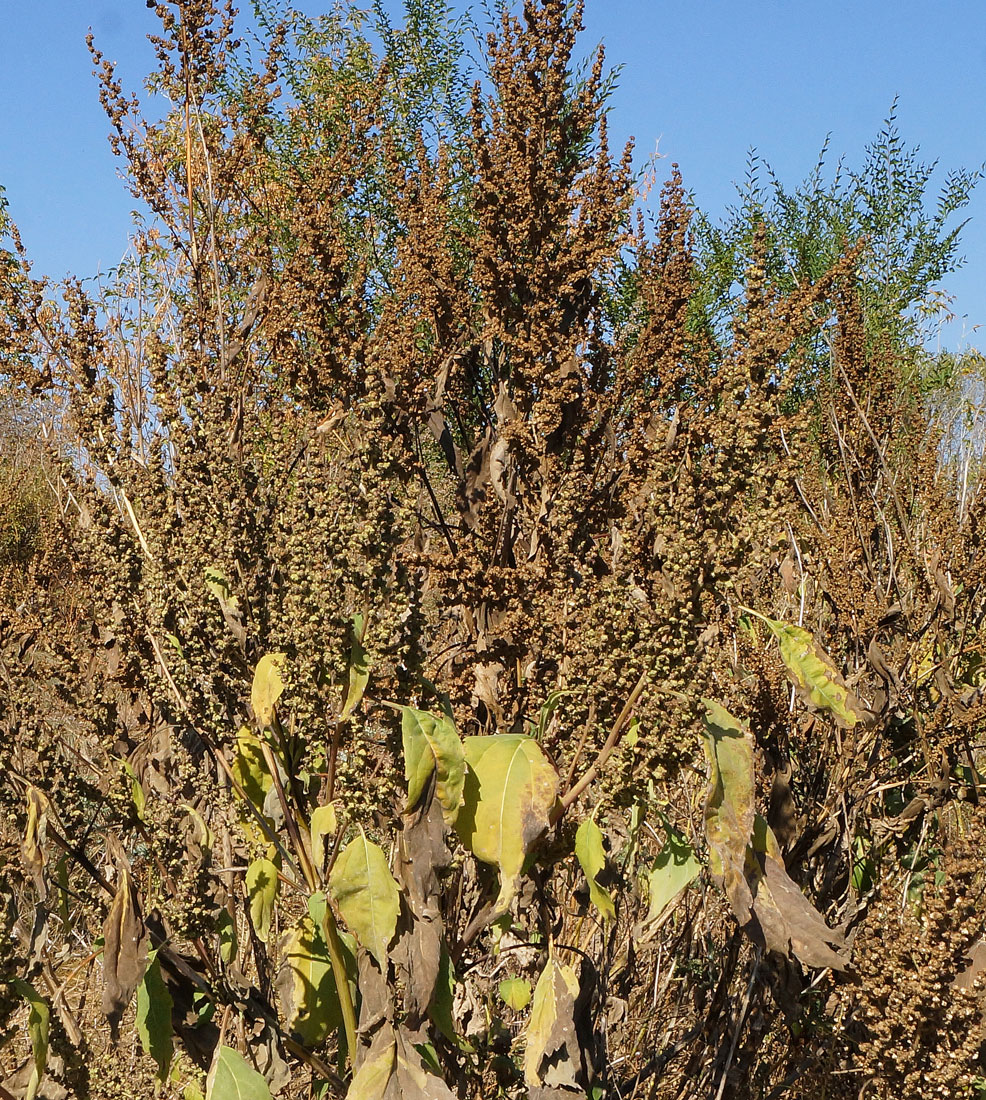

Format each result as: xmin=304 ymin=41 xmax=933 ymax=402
xmin=524 ymin=955 xmax=582 ymax=1090
xmin=101 ymin=865 xmax=150 ymax=1035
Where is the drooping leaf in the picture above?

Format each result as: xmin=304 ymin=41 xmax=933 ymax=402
xmin=344 ymin=1025 xmax=457 ymax=1100
xmin=524 ymin=956 xmax=581 ymax=1089
xmin=700 ymin=701 xmax=755 ymax=920
xmin=637 ymin=828 xmax=701 ymax=939
xmin=751 ymin=611 xmax=866 ymax=727
xmin=136 ymin=952 xmax=173 ymax=1080
xmin=11 ymin=979 xmax=48 ymax=1100
xmin=101 ymin=865 xmax=150 ymax=1033
xmin=400 ymin=705 xmax=465 ymax=821
xmin=217 ymin=909 xmax=238 ymax=964
xmin=310 ymin=804 xmax=338 ymax=871
xmin=456 ymin=735 xmax=560 ymax=913
xmin=231 ymin=726 xmax=271 ymax=811
xmin=246 ymin=858 xmax=279 ymax=943
xmin=328 ymin=833 xmax=400 ymax=968
xmin=341 ymin=614 xmax=370 ymax=720
xmin=252 ymin=653 xmax=287 ymax=727
xmin=21 ymin=784 xmax=50 ymax=877
xmin=276 ymin=914 xmax=345 ymax=1046
xmin=574 ymin=817 xmax=615 ymax=922
xmin=499 ymin=977 xmax=532 ymax=1011
xmin=206 ymin=1045 xmax=273 ymax=1100
xmin=345 ymin=1030 xmax=395 ymax=1100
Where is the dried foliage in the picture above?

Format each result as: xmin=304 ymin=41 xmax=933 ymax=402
xmin=1 ymin=3 xmax=985 ymax=1099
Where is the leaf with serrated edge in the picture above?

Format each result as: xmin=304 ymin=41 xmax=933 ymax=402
xmin=252 ymin=653 xmax=287 ymax=727
xmin=456 ymin=735 xmax=559 ymax=914
xmin=11 ymin=980 xmax=48 ymax=1100
xmin=524 ymin=956 xmax=581 ymax=1088
xmin=246 ymin=858 xmax=278 ymax=943
xmin=700 ymin=701 xmax=755 ymax=921
xmin=206 ymin=1045 xmax=273 ymax=1100
xmin=136 ymin=953 xmax=173 ymax=1080
xmin=328 ymin=833 xmax=400 ymax=969
xmin=400 ymin=706 xmax=465 ymax=820
xmin=575 ymin=817 xmax=615 ymax=922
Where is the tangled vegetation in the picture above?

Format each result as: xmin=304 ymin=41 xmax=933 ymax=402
xmin=1 ymin=2 xmax=985 ymax=1098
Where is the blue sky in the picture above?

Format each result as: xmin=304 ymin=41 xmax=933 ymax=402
xmin=2 ymin=1 xmax=983 ymax=347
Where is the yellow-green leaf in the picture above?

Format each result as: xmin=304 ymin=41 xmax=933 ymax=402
xmin=637 ymin=828 xmax=701 ymax=939
xmin=252 ymin=653 xmax=287 ymax=727
xmin=21 ymin=785 xmax=50 ymax=877
xmin=328 ymin=833 xmax=400 ymax=968
xmin=310 ymin=804 xmax=338 ymax=871
xmin=456 ymin=735 xmax=559 ymax=914
xmin=345 ymin=1032 xmax=396 ymax=1100
xmin=574 ymin=818 xmax=615 ymax=922
xmin=524 ymin=956 xmax=580 ymax=1088
xmin=341 ymin=614 xmax=370 ymax=720
xmin=276 ymin=914 xmax=345 ymax=1046
xmin=700 ymin=701 xmax=755 ymax=920
xmin=231 ymin=727 xmax=271 ymax=811
xmin=246 ymin=858 xmax=279 ymax=943
xmin=206 ymin=1045 xmax=273 ymax=1100
xmin=136 ymin=952 xmax=173 ymax=1080
xmin=499 ymin=977 xmax=532 ymax=1011
xmin=11 ymin=980 xmax=48 ymax=1100
xmin=400 ymin=706 xmax=466 ymax=821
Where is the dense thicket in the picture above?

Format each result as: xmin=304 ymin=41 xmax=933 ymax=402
xmin=1 ymin=3 xmax=985 ymax=1099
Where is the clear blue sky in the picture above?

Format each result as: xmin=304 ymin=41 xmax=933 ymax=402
xmin=2 ymin=1 xmax=983 ymax=347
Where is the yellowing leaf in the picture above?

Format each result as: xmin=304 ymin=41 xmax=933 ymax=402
xmin=21 ymin=784 xmax=50 ymax=877
xmin=499 ymin=977 xmax=532 ymax=1011
xmin=400 ymin=706 xmax=465 ymax=821
xmin=345 ymin=1034 xmax=395 ymax=1100
xmin=456 ymin=735 xmax=559 ymax=914
xmin=246 ymin=858 xmax=279 ymax=943
xmin=637 ymin=828 xmax=701 ymax=940
xmin=310 ymin=804 xmax=338 ymax=871
xmin=341 ymin=614 xmax=370 ymax=720
xmin=10 ymin=980 xmax=48 ymax=1100
xmin=700 ymin=701 xmax=755 ymax=920
xmin=328 ymin=833 xmax=400 ymax=968
xmin=252 ymin=653 xmax=287 ymax=727
xmin=524 ymin=956 xmax=581 ymax=1088
xmin=574 ymin=818 xmax=615 ymax=922
xmin=206 ymin=1045 xmax=273 ymax=1100
xmin=136 ymin=953 xmax=173 ymax=1080
xmin=231 ymin=727 xmax=271 ymax=810
xmin=276 ymin=914 xmax=346 ymax=1046
xmin=101 ymin=866 xmax=150 ymax=1032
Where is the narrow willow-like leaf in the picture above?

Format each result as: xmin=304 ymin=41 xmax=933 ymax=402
xmin=252 ymin=653 xmax=287 ymax=727
xmin=400 ymin=705 xmax=465 ymax=820
xmin=11 ymin=980 xmax=48 ymax=1100
xmin=499 ymin=976 xmax=532 ymax=1011
xmin=524 ymin=956 xmax=581 ymax=1088
xmin=246 ymin=858 xmax=278 ymax=942
xmin=206 ymin=1045 xmax=273 ymax=1100
xmin=328 ymin=833 xmax=400 ymax=968
xmin=456 ymin=735 xmax=559 ymax=913
xmin=136 ymin=952 xmax=173 ymax=1080
xmin=574 ymin=817 xmax=615 ymax=922
xmin=341 ymin=614 xmax=370 ymax=719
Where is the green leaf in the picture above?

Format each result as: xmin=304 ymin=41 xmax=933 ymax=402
xmin=310 ymin=804 xmax=338 ymax=871
xmin=136 ymin=952 xmax=174 ymax=1080
xmin=341 ymin=614 xmax=370 ymax=720
xmin=747 ymin=609 xmax=866 ymax=727
xmin=252 ymin=653 xmax=287 ymax=727
xmin=276 ymin=914 xmax=347 ymax=1046
xmin=456 ymin=735 xmax=559 ymax=914
xmin=246 ymin=858 xmax=279 ymax=943
xmin=400 ymin=706 xmax=465 ymax=821
xmin=206 ymin=1045 xmax=273 ymax=1100
xmin=499 ymin=977 xmax=532 ymax=1011
xmin=328 ymin=833 xmax=400 ymax=968
xmin=524 ymin=956 xmax=580 ymax=1088
xmin=637 ymin=828 xmax=701 ymax=939
xmin=231 ymin=726 xmax=271 ymax=811
xmin=700 ymin=701 xmax=756 ymax=920
xmin=217 ymin=909 xmax=238 ymax=964
xmin=574 ymin=817 xmax=615 ymax=922
xmin=11 ymin=979 xmax=48 ymax=1100
xmin=345 ymin=1033 xmax=395 ymax=1100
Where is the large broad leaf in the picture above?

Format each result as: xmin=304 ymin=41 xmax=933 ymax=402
xmin=10 ymin=980 xmax=48 ymax=1100
xmin=101 ymin=866 xmax=150 ymax=1032
xmin=637 ymin=827 xmax=701 ymax=940
xmin=341 ymin=614 xmax=370 ymax=720
xmin=328 ymin=834 xmax=400 ymax=969
xmin=276 ymin=913 xmax=347 ymax=1046
xmin=136 ymin=952 xmax=173 ymax=1080
xmin=574 ymin=818 xmax=615 ymax=922
xmin=700 ymin=701 xmax=755 ymax=919
xmin=252 ymin=653 xmax=287 ymax=727
xmin=231 ymin=727 xmax=271 ymax=811
xmin=206 ymin=1045 xmax=273 ymax=1100
xmin=456 ymin=735 xmax=559 ymax=913
xmin=246 ymin=858 xmax=279 ymax=943
xmin=400 ymin=706 xmax=465 ymax=821
xmin=524 ymin=956 xmax=581 ymax=1089
xmin=344 ymin=1025 xmax=456 ymax=1100
xmin=753 ymin=612 xmax=866 ymax=727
